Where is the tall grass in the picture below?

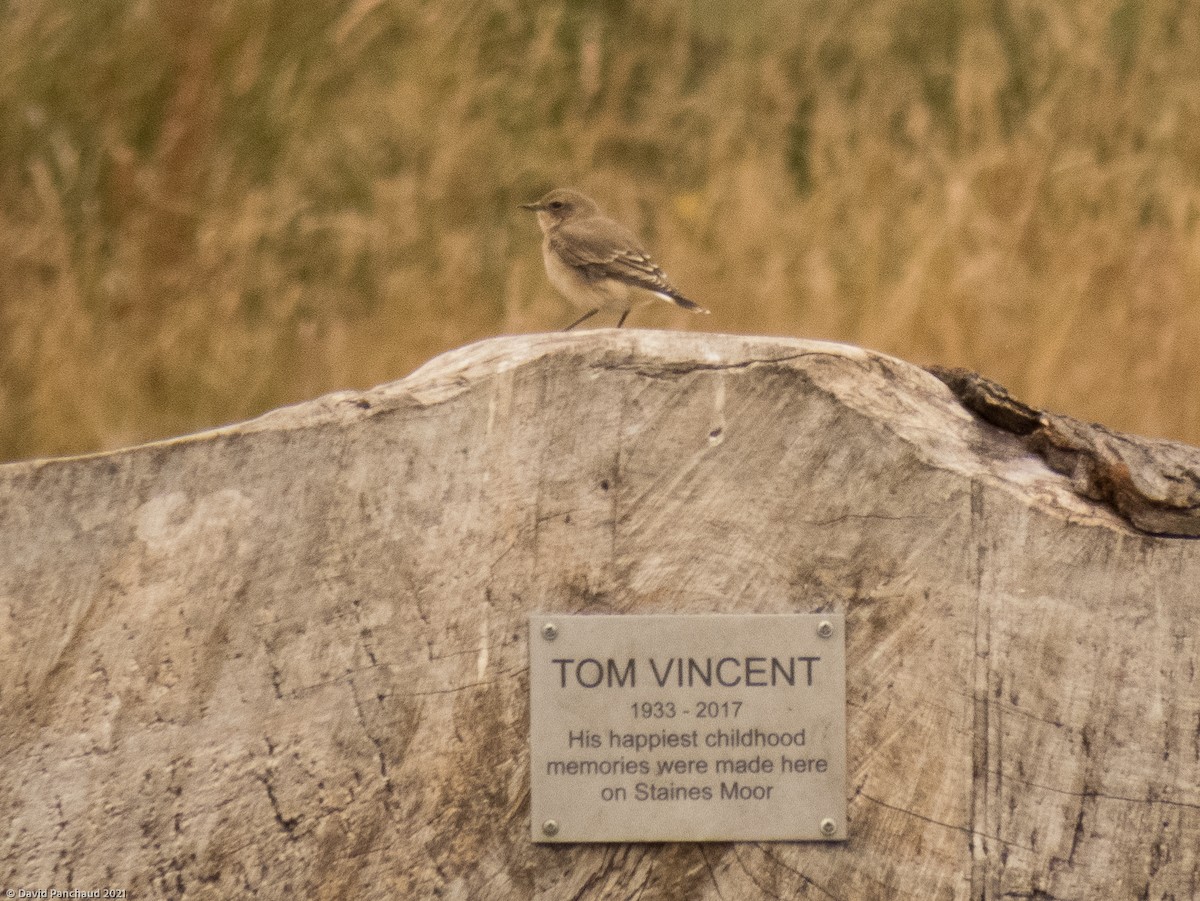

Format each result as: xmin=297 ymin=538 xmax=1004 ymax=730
xmin=2 ymin=0 xmax=1198 ymax=461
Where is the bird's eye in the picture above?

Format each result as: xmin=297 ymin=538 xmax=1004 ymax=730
xmin=549 ymin=201 xmax=564 ymax=210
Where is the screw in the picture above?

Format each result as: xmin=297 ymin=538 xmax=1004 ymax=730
xmin=542 ymin=819 xmax=560 ymax=837
xmin=820 ymin=817 xmax=837 ymax=837
xmin=541 ymin=622 xmax=558 ymax=641
xmin=817 ymin=620 xmax=834 ymax=639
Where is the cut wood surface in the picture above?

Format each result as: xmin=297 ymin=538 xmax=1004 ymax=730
xmin=1 ymin=331 xmax=1197 ymax=900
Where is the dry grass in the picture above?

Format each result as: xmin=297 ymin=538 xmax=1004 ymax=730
xmin=2 ymin=0 xmax=1199 ymax=461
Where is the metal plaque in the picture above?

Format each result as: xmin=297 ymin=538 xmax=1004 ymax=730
xmin=529 ymin=614 xmax=846 ymax=842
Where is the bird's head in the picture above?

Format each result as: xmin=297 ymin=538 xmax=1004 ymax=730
xmin=520 ymin=188 xmax=599 ymax=231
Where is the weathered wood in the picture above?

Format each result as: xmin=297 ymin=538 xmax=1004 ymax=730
xmin=1 ymin=332 xmax=1197 ymax=900
xmin=929 ymin=365 xmax=1200 ymax=537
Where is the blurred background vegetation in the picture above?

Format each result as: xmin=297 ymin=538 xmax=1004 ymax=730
xmin=1 ymin=0 xmax=1198 ymax=461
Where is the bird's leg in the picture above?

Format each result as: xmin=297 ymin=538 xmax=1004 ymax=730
xmin=616 ymin=309 xmax=630 ymax=328
xmin=563 ymin=308 xmax=599 ymax=331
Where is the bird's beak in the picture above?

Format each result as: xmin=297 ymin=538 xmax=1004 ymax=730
xmin=519 ymin=201 xmax=541 ymax=211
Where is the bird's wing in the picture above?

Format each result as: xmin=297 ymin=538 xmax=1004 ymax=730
xmin=551 ymin=217 xmax=697 ymax=305
xmin=550 ymin=216 xmax=709 ymax=313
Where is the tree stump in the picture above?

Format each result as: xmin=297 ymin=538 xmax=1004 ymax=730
xmin=2 ymin=332 xmax=1197 ymax=899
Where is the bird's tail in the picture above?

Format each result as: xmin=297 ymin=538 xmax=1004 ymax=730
xmin=656 ymin=291 xmax=710 ymax=315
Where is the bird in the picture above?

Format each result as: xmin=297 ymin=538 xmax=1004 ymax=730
xmin=520 ymin=188 xmax=709 ymax=330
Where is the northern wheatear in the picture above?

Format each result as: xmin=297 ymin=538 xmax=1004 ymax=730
xmin=520 ymin=188 xmax=709 ymax=330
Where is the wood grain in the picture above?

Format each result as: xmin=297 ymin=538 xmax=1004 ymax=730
xmin=1 ymin=332 xmax=1196 ymax=900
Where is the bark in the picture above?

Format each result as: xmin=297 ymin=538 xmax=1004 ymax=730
xmin=929 ymin=365 xmax=1200 ymax=537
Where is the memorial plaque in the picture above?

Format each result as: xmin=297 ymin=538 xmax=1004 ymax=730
xmin=529 ymin=614 xmax=847 ymax=842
